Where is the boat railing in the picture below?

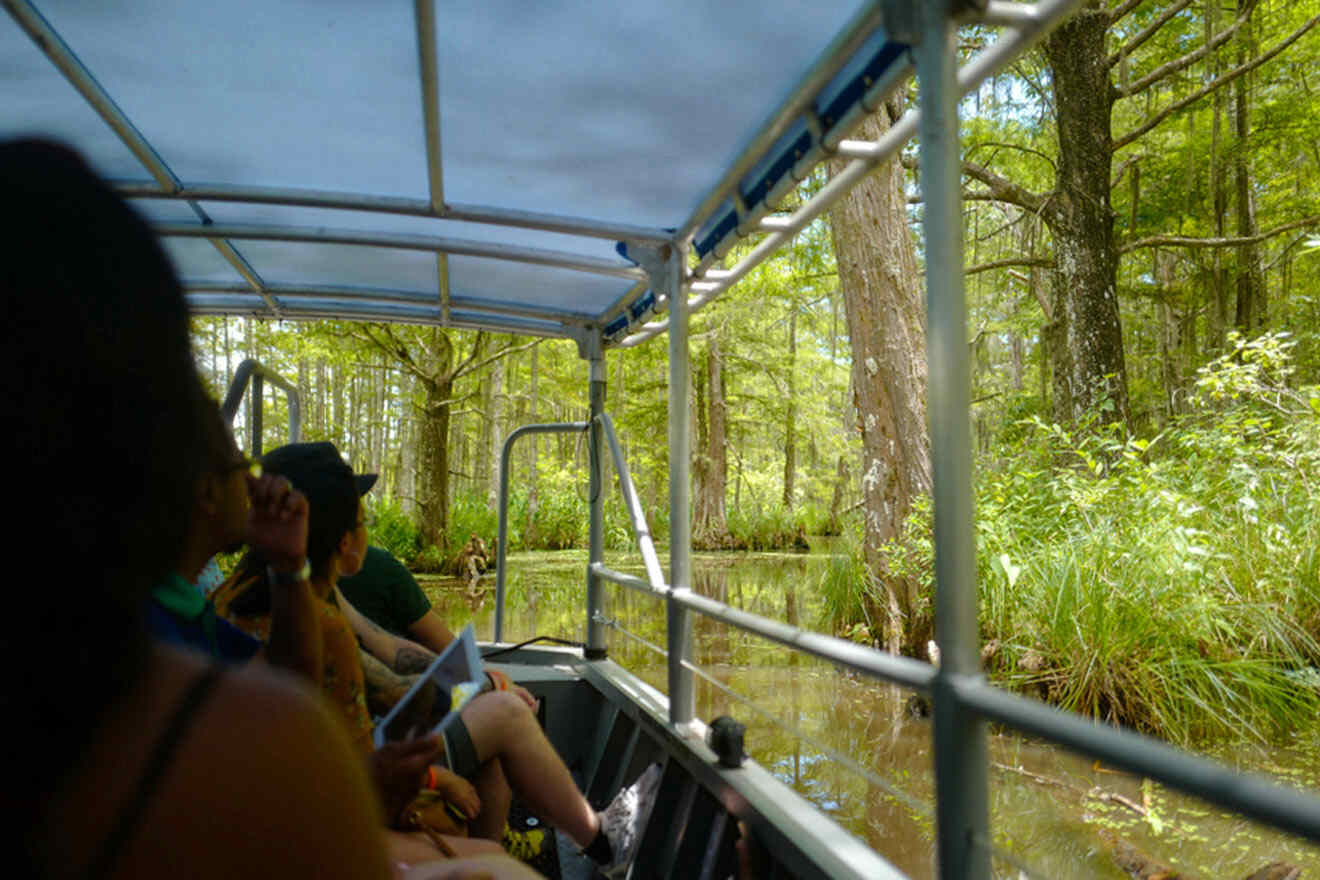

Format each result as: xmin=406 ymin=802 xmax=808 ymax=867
xmin=220 ymin=357 xmax=302 ymax=454
xmin=492 ymin=409 xmax=1320 ymax=869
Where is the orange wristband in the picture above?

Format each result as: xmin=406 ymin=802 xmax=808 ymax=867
xmin=486 ymin=668 xmax=512 ymax=692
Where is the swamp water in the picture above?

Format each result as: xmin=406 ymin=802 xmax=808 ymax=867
xmin=422 ymin=549 xmax=1320 ymax=879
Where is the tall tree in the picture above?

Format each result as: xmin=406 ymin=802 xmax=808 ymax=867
xmin=827 ymin=100 xmax=933 ymax=656
xmin=963 ymin=0 xmax=1320 ymax=428
xmin=782 ymin=306 xmax=797 ymax=509
xmin=354 ymin=325 xmax=533 ymax=549
xmin=1233 ymin=0 xmax=1266 ymax=333
xmin=692 ymin=331 xmax=732 ymax=548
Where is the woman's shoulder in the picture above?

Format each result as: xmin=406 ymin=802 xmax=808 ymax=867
xmin=105 ymin=648 xmax=389 ymax=879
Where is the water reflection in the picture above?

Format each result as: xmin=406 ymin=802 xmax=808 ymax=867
xmin=423 ymin=550 xmax=1320 ymax=879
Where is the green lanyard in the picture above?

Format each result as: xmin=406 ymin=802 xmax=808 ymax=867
xmin=152 ymin=572 xmax=219 ymax=658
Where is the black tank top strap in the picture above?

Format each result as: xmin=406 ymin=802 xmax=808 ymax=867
xmin=85 ymin=663 xmax=225 ymax=880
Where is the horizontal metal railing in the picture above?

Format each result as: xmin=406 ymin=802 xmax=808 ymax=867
xmin=590 ymin=562 xmax=934 ymax=693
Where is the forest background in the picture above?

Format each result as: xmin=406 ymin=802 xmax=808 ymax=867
xmin=192 ymin=0 xmax=1320 ymax=748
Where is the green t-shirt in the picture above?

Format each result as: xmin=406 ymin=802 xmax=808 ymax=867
xmin=338 ymin=546 xmax=431 ymax=637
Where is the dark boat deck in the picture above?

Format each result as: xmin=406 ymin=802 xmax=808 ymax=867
xmin=494 ymin=646 xmax=904 ymax=880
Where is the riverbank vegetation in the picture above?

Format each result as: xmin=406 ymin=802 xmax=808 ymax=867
xmin=823 ymin=332 xmax=1320 ymax=745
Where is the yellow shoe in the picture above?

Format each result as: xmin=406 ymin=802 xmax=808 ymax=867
xmin=502 ymin=825 xmax=547 ymax=863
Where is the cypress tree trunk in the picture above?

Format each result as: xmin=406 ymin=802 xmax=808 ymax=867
xmin=487 ymin=350 xmax=506 ymax=507
xmin=418 ymin=328 xmax=455 ymax=549
xmin=1042 ymin=2 xmax=1130 ymax=427
xmin=827 ymin=101 xmax=932 ymax=656
xmin=782 ymin=307 xmax=797 ymax=510
xmin=1233 ymin=0 xmax=1265 ymax=333
xmin=692 ymin=335 xmax=731 ymax=548
xmin=1207 ymin=0 xmax=1230 ymax=354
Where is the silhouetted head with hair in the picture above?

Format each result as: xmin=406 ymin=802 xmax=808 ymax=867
xmin=0 ymin=138 xmax=209 ymax=819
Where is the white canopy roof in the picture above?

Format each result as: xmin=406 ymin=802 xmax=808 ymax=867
xmin=3 ymin=0 xmax=1069 ymax=347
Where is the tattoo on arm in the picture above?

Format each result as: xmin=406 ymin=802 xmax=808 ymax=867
xmin=360 ymin=649 xmax=399 ymax=708
xmin=393 ymin=644 xmax=436 ymax=675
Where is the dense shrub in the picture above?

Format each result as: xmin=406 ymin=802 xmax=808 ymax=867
xmin=822 ymin=333 xmax=1320 ymax=744
xmin=366 ymin=498 xmax=421 ymax=563
xmin=728 ymin=505 xmax=808 ymax=550
xmin=975 ymin=332 xmax=1320 ymax=744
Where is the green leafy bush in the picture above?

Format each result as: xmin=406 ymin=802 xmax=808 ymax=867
xmin=444 ymin=489 xmax=500 ymax=559
xmin=794 ymin=501 xmax=837 ymax=537
xmin=975 ymin=333 xmax=1320 ymax=744
xmin=366 ymin=498 xmax=421 ymax=563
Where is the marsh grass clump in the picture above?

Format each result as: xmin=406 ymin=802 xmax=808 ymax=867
xmin=817 ymin=521 xmax=879 ymax=643
xmin=978 ymin=333 xmax=1320 ymax=744
xmin=728 ymin=505 xmax=804 ymax=551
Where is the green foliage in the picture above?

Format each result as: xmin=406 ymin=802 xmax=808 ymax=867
xmin=444 ymin=489 xmax=500 ymax=559
xmin=818 ymin=498 xmax=936 ymax=647
xmin=412 ymin=544 xmax=448 ymax=574
xmin=976 ymin=333 xmax=1320 ymax=744
xmin=794 ymin=501 xmax=839 ymax=537
xmin=501 ymin=470 xmax=583 ymax=551
xmin=366 ymin=498 xmax=421 ymax=563
xmin=728 ymin=505 xmax=803 ymax=551
xmin=816 ymin=517 xmax=879 ymax=643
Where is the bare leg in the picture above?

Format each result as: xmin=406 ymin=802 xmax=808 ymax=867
xmin=467 ymin=753 xmax=512 ymax=841
xmin=460 ymin=691 xmax=600 ymax=847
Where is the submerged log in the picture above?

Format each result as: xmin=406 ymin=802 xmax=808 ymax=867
xmin=1097 ymin=828 xmax=1181 ymax=879
xmin=1240 ymin=864 xmax=1301 ymax=880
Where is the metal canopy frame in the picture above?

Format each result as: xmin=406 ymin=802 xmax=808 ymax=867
xmin=14 ymin=1 xmax=1320 ymax=878
xmin=8 ymin=0 xmax=1060 ymax=347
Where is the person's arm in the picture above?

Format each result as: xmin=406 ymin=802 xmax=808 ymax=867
xmin=336 ymin=586 xmax=437 ymax=673
xmin=338 ymin=587 xmax=536 ymax=711
xmin=407 ymin=609 xmax=458 ymax=656
xmin=246 ymin=472 xmax=322 ymax=684
xmin=360 ymin=647 xmax=421 ymax=715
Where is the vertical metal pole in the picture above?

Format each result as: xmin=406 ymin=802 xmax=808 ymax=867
xmin=495 ymin=427 xmax=513 ymax=644
xmin=586 ymin=331 xmax=608 ymax=659
xmin=663 ymin=248 xmax=694 ymax=727
xmin=914 ymin=4 xmax=991 ymax=879
xmin=250 ymin=374 xmax=264 ymax=456
xmin=623 ymin=240 xmax=694 ymax=724
xmin=494 ymin=423 xmax=588 ymax=643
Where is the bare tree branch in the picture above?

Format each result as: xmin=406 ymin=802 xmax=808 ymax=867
xmin=1116 ymin=3 xmax=1249 ymax=96
xmin=1114 ymin=13 xmax=1320 ymax=151
xmin=962 ymin=160 xmax=1050 ymax=213
xmin=966 ymin=256 xmax=1055 ymax=276
xmin=1107 ymin=0 xmax=1147 ymax=27
xmin=961 ymin=191 xmax=1015 ymax=203
xmin=1107 ymin=0 xmax=1193 ymax=68
xmin=355 ymin=323 xmax=430 ymax=385
xmin=455 ymin=336 xmax=540 ymax=381
xmin=967 ymin=141 xmax=1057 ymax=173
xmin=919 ymin=190 xmax=1026 ymax=204
xmin=1111 ymin=154 xmax=1141 ymax=189
xmin=973 ymin=207 xmax=1029 ymax=245
xmin=1119 ymin=215 xmax=1320 ymax=253
xmin=446 ymin=331 xmax=487 ymax=383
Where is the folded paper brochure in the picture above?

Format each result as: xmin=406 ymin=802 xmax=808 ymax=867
xmin=373 ymin=623 xmax=484 ymax=748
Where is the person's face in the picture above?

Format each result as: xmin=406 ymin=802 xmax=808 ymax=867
xmin=217 ymin=433 xmax=252 ymax=552
xmin=339 ymin=500 xmax=369 ymax=576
